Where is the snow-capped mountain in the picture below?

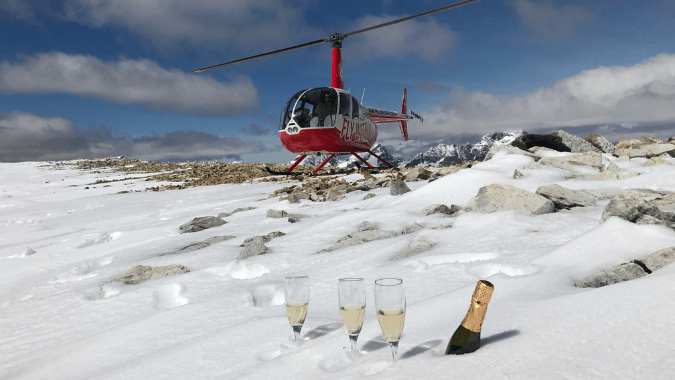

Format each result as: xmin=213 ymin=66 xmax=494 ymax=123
xmin=289 ymin=131 xmax=525 ymax=168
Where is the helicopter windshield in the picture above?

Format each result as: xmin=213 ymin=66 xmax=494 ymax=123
xmin=280 ymin=88 xmax=338 ymax=130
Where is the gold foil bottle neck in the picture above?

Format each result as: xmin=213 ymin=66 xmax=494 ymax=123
xmin=460 ymin=280 xmax=494 ymax=333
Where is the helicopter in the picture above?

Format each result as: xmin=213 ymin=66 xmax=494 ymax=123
xmin=192 ymin=0 xmax=481 ymax=173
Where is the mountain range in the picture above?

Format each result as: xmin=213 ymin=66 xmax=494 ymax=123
xmin=292 ymin=131 xmax=525 ymax=168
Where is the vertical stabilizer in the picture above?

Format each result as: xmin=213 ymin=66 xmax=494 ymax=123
xmin=400 ymin=88 xmax=409 ymax=141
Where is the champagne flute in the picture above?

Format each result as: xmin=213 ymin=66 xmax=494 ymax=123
xmin=285 ymin=275 xmax=309 ymax=340
xmin=374 ymin=278 xmax=406 ymax=361
xmin=338 ymin=278 xmax=366 ymax=351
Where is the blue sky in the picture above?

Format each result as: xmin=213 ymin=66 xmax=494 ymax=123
xmin=1 ymin=0 xmax=674 ymax=162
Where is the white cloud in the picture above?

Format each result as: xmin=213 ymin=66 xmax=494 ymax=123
xmin=511 ymin=0 xmax=592 ymax=39
xmin=20 ymin=0 xmax=319 ymax=52
xmin=0 ymin=111 xmax=266 ymax=162
xmin=344 ymin=14 xmax=457 ymax=62
xmin=418 ymin=53 xmax=675 ymax=140
xmin=0 ymin=52 xmax=259 ymax=116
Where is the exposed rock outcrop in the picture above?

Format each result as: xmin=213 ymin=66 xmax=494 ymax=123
xmin=464 ymin=184 xmax=556 ymax=216
xmin=179 ymin=216 xmax=226 ymax=233
xmin=615 ymin=137 xmax=675 ymax=158
xmin=116 ymin=265 xmax=190 ymax=284
xmin=585 ymin=134 xmax=616 ymax=154
xmin=416 ymin=204 xmax=453 ymax=216
xmin=238 ymin=237 xmax=270 ymax=260
xmin=240 ymin=231 xmax=285 ymax=246
xmin=535 ymin=185 xmax=598 ymax=210
xmin=389 ymin=180 xmax=411 ymax=195
xmin=218 ymin=207 xmax=257 ymax=218
xmin=318 ymin=227 xmax=399 ymax=253
xmin=179 ymin=236 xmax=236 ymax=253
xmin=391 ymin=236 xmax=436 ymax=260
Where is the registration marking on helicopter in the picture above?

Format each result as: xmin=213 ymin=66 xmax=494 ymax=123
xmin=339 ymin=119 xmax=375 ymax=143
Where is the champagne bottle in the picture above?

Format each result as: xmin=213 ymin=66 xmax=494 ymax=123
xmin=445 ymin=280 xmax=494 ymax=355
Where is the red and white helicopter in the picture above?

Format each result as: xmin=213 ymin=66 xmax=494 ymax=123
xmin=193 ymin=0 xmax=480 ymax=173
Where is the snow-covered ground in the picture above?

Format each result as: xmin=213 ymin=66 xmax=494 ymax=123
xmin=1 ymin=153 xmax=675 ymax=379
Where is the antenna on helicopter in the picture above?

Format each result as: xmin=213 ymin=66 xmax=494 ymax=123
xmin=192 ymin=0 xmax=481 ymax=73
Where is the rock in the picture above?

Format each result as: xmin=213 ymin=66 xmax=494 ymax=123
xmin=218 ymin=206 xmax=257 ymax=218
xmin=584 ymin=134 xmax=616 ymax=154
xmin=287 ymin=214 xmax=310 ymax=223
xmin=616 ymin=155 xmax=631 ymax=162
xmin=437 ymin=166 xmax=461 ymax=176
xmin=618 ymin=172 xmax=640 ymax=180
xmin=309 ymin=193 xmax=319 ymax=202
xmin=587 ymin=172 xmax=618 ymax=181
xmin=603 ymin=162 xmax=621 ymax=174
xmin=513 ymin=169 xmax=526 ymax=179
xmin=359 ymin=221 xmax=377 ymax=231
xmin=363 ymin=193 xmax=376 ymax=200
xmin=464 ymin=184 xmax=555 ymax=216
xmin=405 ymin=167 xmax=433 ymax=182
xmin=179 ymin=235 xmax=236 ymax=253
xmin=319 ymin=229 xmax=398 ymax=253
xmin=287 ymin=193 xmax=311 ymax=203
xmin=641 ymin=247 xmax=675 ymax=272
xmin=360 ymin=168 xmax=376 ymax=180
xmin=402 ymin=222 xmax=424 ymax=234
xmin=326 ymin=188 xmax=346 ymax=201
xmin=238 ymin=237 xmax=270 ymax=259
xmin=511 ymin=133 xmax=571 ymax=152
xmin=548 ymin=130 xmax=602 ymax=153
xmin=179 ymin=216 xmax=226 ymax=233
xmin=574 ymin=263 xmax=648 ymax=288
xmin=536 ymin=152 xmax=603 ymax=171
xmin=644 ymin=157 xmax=668 ymax=166
xmin=116 ymin=264 xmax=190 ymax=284
xmin=615 ymin=139 xmax=675 ymax=158
xmin=241 ymin=231 xmax=285 ymax=246
xmin=535 ymin=184 xmax=598 ymax=210
xmin=483 ymin=145 xmax=536 ymax=161
xmin=389 ymin=180 xmax=411 ymax=196
xmin=391 ymin=236 xmax=436 ymax=260
xmin=23 ymin=247 xmax=36 ymax=256
xmin=266 ymin=209 xmax=288 ymax=218
xmin=416 ymin=204 xmax=452 ymax=216
xmin=601 ymin=192 xmax=675 ymax=226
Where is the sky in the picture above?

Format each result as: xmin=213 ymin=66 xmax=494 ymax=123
xmin=1 ymin=0 xmax=675 ymax=163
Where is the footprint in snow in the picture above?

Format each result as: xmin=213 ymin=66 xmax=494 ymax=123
xmin=50 ymin=256 xmax=114 ymax=284
xmin=251 ymin=284 xmax=284 ymax=307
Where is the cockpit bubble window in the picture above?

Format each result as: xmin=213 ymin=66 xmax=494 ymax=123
xmin=351 ymin=96 xmax=360 ymax=119
xmin=339 ymin=92 xmax=351 ymax=119
xmin=281 ymin=88 xmax=338 ymax=130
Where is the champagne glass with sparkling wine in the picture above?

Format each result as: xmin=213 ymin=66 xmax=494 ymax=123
xmin=285 ymin=275 xmax=309 ymax=340
xmin=338 ymin=278 xmax=366 ymax=351
xmin=374 ymin=278 xmax=406 ymax=361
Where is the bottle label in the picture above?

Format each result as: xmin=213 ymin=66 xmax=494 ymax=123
xmin=460 ymin=280 xmax=494 ymax=333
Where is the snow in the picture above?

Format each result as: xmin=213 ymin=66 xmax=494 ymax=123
xmin=1 ymin=155 xmax=675 ymax=380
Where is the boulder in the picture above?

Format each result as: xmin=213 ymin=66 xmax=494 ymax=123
xmin=535 ymin=184 xmax=598 ymax=210
xmin=391 ymin=236 xmax=436 ymax=260
xmin=584 ymin=134 xmax=616 ymax=154
xmin=464 ymin=184 xmax=556 ymax=216
xmin=402 ymin=222 xmax=424 ymax=234
xmin=513 ymin=169 xmax=526 ymax=179
xmin=389 ymin=180 xmax=411 ymax=196
xmin=360 ymin=168 xmax=376 ymax=180
xmin=536 ymin=152 xmax=603 ymax=171
xmin=574 ymin=263 xmax=648 ymax=288
xmin=641 ymin=247 xmax=675 ymax=272
xmin=602 ymin=162 xmax=621 ymax=174
xmin=266 ymin=209 xmax=288 ymax=218
xmin=615 ymin=138 xmax=675 ymax=158
xmin=437 ymin=166 xmax=461 ymax=176
xmin=287 ymin=192 xmax=311 ymax=204
xmin=116 ymin=264 xmax=190 ymax=284
xmin=548 ymin=130 xmax=602 ymax=153
xmin=416 ymin=204 xmax=453 ymax=216
xmin=326 ymin=189 xmax=346 ymax=201
xmin=363 ymin=193 xmax=377 ymax=200
xmin=511 ymin=133 xmax=571 ymax=152
xmin=179 ymin=216 xmax=226 ymax=233
xmin=601 ymin=192 xmax=675 ymax=227
xmin=179 ymin=235 xmax=236 ymax=253
xmin=406 ymin=167 xmax=433 ymax=182
xmin=644 ymin=157 xmax=668 ymax=166
xmin=616 ymin=155 xmax=631 ymax=162
xmin=238 ymin=237 xmax=270 ymax=260
xmin=319 ymin=229 xmax=398 ymax=253
xmin=587 ymin=172 xmax=618 ymax=181
xmin=600 ymin=192 xmax=648 ymax=223
xmin=483 ymin=145 xmax=536 ymax=161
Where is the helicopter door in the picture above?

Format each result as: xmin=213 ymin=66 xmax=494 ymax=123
xmin=338 ymin=92 xmax=351 ymax=121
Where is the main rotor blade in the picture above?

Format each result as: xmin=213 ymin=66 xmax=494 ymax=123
xmin=344 ymin=0 xmax=481 ymax=38
xmin=192 ymin=38 xmax=328 ymax=73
